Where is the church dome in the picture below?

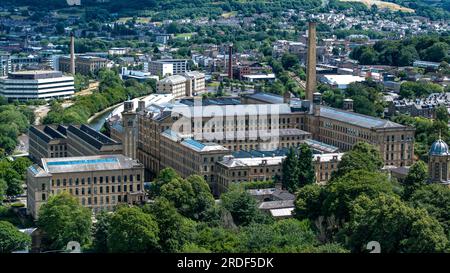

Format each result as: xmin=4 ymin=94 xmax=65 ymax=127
xmin=430 ymin=138 xmax=449 ymax=156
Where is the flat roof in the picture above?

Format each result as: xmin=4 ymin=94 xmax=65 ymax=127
xmin=321 ymin=74 xmax=366 ymax=85
xmin=40 ymin=154 xmax=141 ymax=174
xmin=245 ymin=92 xmax=284 ymax=104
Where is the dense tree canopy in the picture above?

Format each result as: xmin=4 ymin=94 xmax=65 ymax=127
xmin=0 ymin=221 xmax=31 ymax=253
xmin=38 ymin=192 xmax=92 ymax=250
xmin=341 ymin=194 xmax=448 ymax=253
xmin=107 ymin=206 xmax=160 ymax=253
xmin=351 ymin=36 xmax=450 ymax=66
xmin=333 ymin=142 xmax=384 ymax=178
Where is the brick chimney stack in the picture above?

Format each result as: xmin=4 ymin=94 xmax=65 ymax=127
xmin=305 ymin=21 xmax=317 ymax=101
xmin=70 ymin=33 xmax=76 ymax=75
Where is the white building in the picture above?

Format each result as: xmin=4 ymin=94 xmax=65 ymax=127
xmin=319 ymin=74 xmax=366 ymax=89
xmin=121 ymin=67 xmax=159 ymax=82
xmin=151 ymin=59 xmax=188 ymax=75
xmin=0 ymin=70 xmax=74 ymax=101
xmin=149 ymin=61 xmax=174 ymax=77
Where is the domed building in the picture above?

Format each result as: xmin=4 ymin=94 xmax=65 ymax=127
xmin=428 ymin=137 xmax=450 ymax=185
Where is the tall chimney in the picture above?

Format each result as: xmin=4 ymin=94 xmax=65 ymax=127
xmin=228 ymin=44 xmax=233 ymax=80
xmin=306 ymin=21 xmax=317 ymax=101
xmin=70 ymin=33 xmax=75 ymax=75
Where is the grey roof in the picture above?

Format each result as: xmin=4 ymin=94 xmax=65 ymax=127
xmin=319 ymin=106 xmax=405 ymax=129
xmin=258 ymin=199 xmax=294 ymax=210
xmin=245 ymin=92 xmax=284 ymax=104
xmin=40 ymin=154 xmax=142 ymax=174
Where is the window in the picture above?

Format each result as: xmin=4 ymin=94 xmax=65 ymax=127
xmin=41 ymin=184 xmax=46 ymax=191
xmin=137 ymin=174 xmax=141 ymax=181
xmin=42 ymin=193 xmax=46 ymax=201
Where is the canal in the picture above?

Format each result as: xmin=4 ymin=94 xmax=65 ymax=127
xmin=88 ymin=108 xmax=115 ymax=131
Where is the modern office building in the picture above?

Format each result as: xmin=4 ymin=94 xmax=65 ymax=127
xmin=27 ymin=154 xmax=146 ymax=218
xmin=0 ymin=70 xmax=74 ymax=101
xmin=150 ymin=59 xmax=188 ymax=75
xmin=0 ymin=52 xmax=10 ymax=77
xmin=148 ymin=61 xmax=173 ymax=77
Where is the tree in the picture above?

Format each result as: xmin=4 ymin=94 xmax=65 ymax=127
xmin=236 ymin=219 xmax=342 ymax=253
xmin=150 ymin=167 xmax=180 ymax=197
xmin=145 ymin=198 xmax=196 ymax=252
xmin=403 ymin=161 xmax=428 ymax=199
xmin=107 ymin=206 xmax=160 ymax=253
xmin=5 ymin=179 xmax=23 ymax=198
xmin=221 ymin=185 xmax=266 ymax=226
xmin=294 ymin=184 xmax=324 ymax=220
xmin=192 ymin=224 xmax=239 ymax=253
xmin=435 ymin=106 xmax=448 ymax=123
xmin=333 ymin=142 xmax=383 ymax=178
xmin=92 ymin=211 xmax=112 ymax=253
xmin=297 ymin=144 xmax=315 ymax=187
xmin=281 ymin=148 xmax=299 ymax=192
xmin=186 ymin=175 xmax=215 ymax=220
xmin=422 ymin=42 xmax=449 ymax=62
xmin=0 ymin=179 xmax=6 ymax=203
xmin=323 ymin=170 xmax=396 ymax=222
xmin=38 ymin=192 xmax=92 ymax=250
xmin=0 ymin=221 xmax=31 ymax=253
xmin=341 ymin=194 xmax=448 ymax=253
xmin=281 ymin=53 xmax=299 ymax=70
xmin=410 ymin=184 xmax=450 ymax=232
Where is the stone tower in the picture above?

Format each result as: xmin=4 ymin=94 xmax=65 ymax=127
xmin=305 ymin=21 xmax=317 ymax=101
xmin=428 ymin=137 xmax=450 ymax=185
xmin=122 ymin=100 xmax=137 ymax=159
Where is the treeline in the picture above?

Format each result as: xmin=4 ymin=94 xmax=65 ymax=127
xmin=43 ymin=70 xmax=155 ymax=125
xmin=0 ymin=98 xmax=35 ymax=155
xmin=295 ymin=142 xmax=450 ymax=252
xmin=321 ymin=80 xmax=385 ymax=117
xmin=392 ymin=109 xmax=449 ymax=161
xmin=350 ymin=35 xmax=450 ymax=66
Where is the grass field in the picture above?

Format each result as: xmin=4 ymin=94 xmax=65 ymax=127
xmin=339 ymin=0 xmax=415 ymax=12
xmin=221 ymin=11 xmax=238 ymax=18
xmin=116 ymin=17 xmax=152 ymax=24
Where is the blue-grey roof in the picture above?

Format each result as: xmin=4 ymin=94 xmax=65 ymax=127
xmin=245 ymin=92 xmax=284 ymax=104
xmin=319 ymin=106 xmax=404 ymax=129
xmin=429 ymin=139 xmax=449 ymax=156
